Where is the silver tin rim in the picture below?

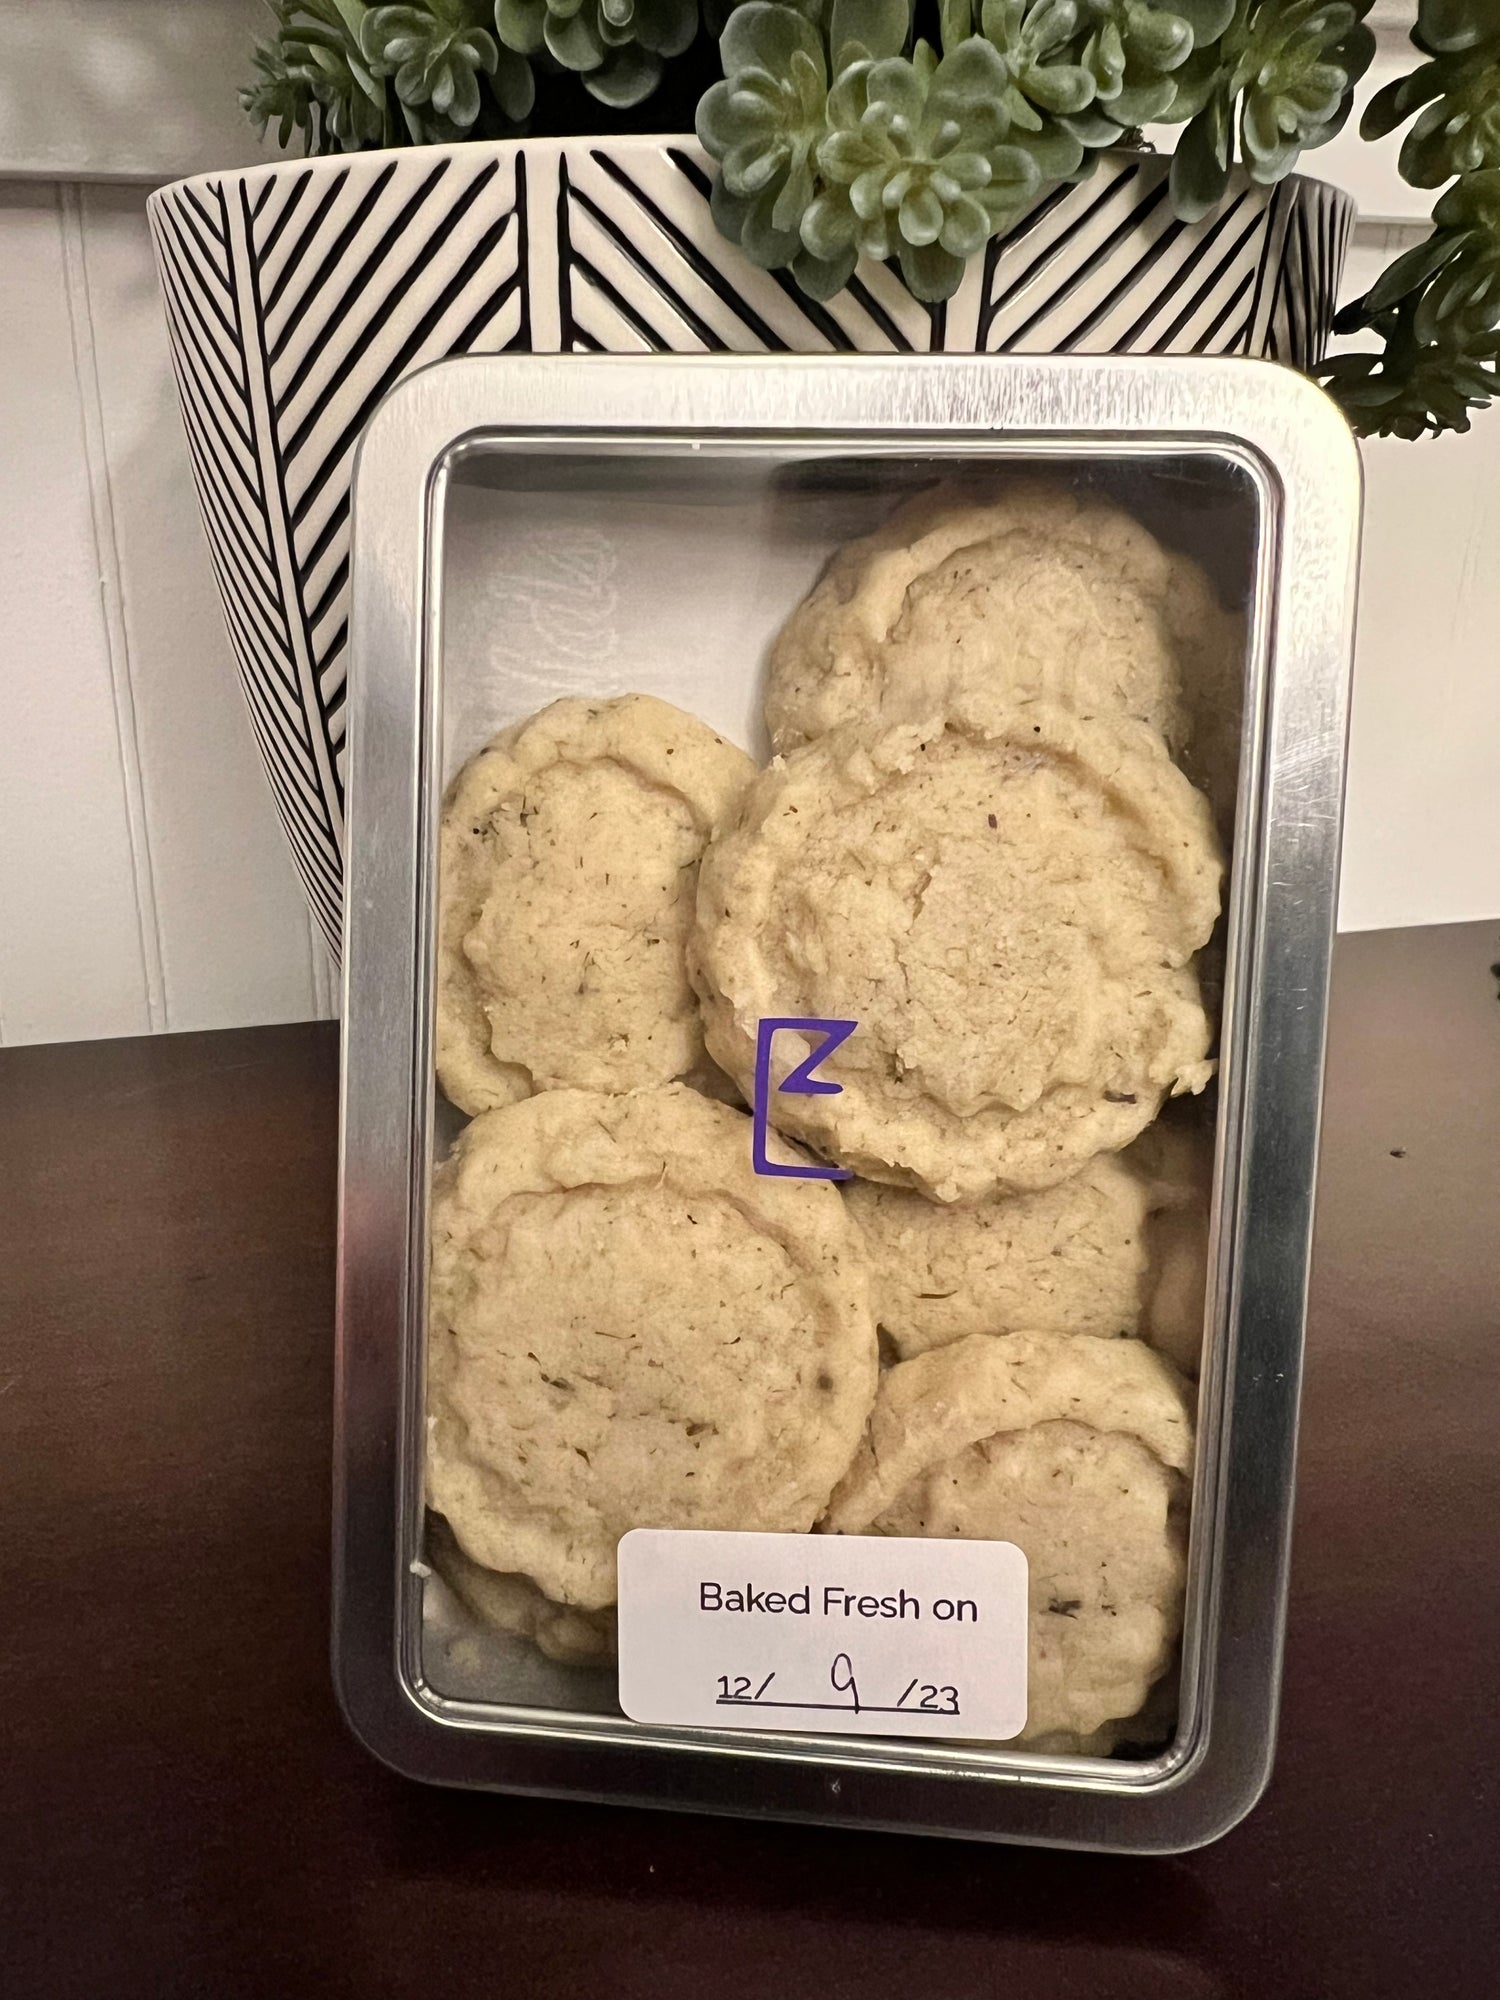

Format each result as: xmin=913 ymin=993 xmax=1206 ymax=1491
xmin=335 ymin=353 xmax=1361 ymax=1853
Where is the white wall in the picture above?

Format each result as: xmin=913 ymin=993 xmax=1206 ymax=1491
xmin=0 ymin=180 xmax=335 ymax=1043
xmin=0 ymin=1 xmax=1495 ymax=1046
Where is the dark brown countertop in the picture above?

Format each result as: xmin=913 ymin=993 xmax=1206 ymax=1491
xmin=2 ymin=922 xmax=1497 ymax=1999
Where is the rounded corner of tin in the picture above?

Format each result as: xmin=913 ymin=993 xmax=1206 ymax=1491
xmin=332 ymin=1640 xmax=453 ymax=1791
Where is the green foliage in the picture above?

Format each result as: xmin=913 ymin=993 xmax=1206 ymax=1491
xmin=1362 ymin=0 xmax=1500 ymax=186
xmin=696 ymin=5 xmax=838 ymax=286
xmin=810 ymin=37 xmax=1043 ymax=299
xmin=241 ymin=2 xmax=389 ymax=152
xmin=496 ymin=0 xmax=699 ymax=109
xmin=1170 ymin=2 xmax=1376 ymax=223
xmin=361 ymin=2 xmax=535 ymax=136
xmin=1317 ymin=2 xmax=1500 ymax=436
xmin=239 ymin=0 xmax=1500 ymax=436
xmin=1069 ymin=1 xmax=1229 ymax=140
xmin=1324 ymin=166 xmax=1500 ymax=435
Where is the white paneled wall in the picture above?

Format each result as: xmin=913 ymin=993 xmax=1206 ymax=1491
xmin=1338 ymin=227 xmax=1500 ymax=936
xmin=0 ymin=1 xmax=1496 ymax=1045
xmin=0 ymin=181 xmax=333 ymax=1044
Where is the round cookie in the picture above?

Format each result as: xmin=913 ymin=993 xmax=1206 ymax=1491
xmin=847 ymin=1153 xmax=1155 ymax=1360
xmin=764 ymin=479 xmax=1226 ymax=757
xmin=426 ymin=1084 xmax=878 ymax=1610
xmin=847 ymin=1131 xmax=1212 ymax=1375
xmin=692 ymin=704 xmax=1222 ymax=1202
xmin=822 ymin=1331 xmax=1194 ymax=1743
xmin=438 ymin=694 xmax=755 ymax=1115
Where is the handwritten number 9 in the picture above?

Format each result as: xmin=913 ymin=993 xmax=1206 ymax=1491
xmin=830 ymin=1651 xmax=861 ymax=1713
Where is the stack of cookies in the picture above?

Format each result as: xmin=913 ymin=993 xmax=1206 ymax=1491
xmin=426 ymin=479 xmax=1233 ymax=1751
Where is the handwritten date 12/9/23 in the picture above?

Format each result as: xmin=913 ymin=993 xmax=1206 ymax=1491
xmin=715 ymin=1653 xmax=961 ymax=1717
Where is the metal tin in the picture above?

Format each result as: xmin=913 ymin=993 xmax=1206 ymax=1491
xmin=335 ymin=354 xmax=1360 ymax=1852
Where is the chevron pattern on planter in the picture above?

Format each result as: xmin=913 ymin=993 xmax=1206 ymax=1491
xmin=150 ymin=140 xmax=1352 ymax=956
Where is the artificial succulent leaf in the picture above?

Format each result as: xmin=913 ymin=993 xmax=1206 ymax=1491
xmin=792 ymin=241 xmax=860 ymax=297
xmin=1169 ymin=93 xmax=1229 ymax=221
xmin=801 ymin=184 xmax=860 ymax=255
xmin=1060 ymin=103 xmax=1128 ymax=144
xmin=1109 ymin=73 xmax=1183 ymax=122
xmin=831 ymin=0 xmax=911 ymax=67
xmin=772 ymin=150 xmax=818 ymax=229
xmin=1025 ymin=59 xmax=1097 ymax=115
xmin=897 ymin=234 xmax=966 ymax=298
xmin=546 ymin=6 xmax=606 ymax=67
xmin=1418 ymin=0 xmax=1491 ymax=56
xmin=939 ymin=0 xmax=973 ymax=55
xmin=899 ymin=180 xmax=947 ymax=244
xmin=445 ymin=58 xmax=483 ymax=122
xmin=743 ymin=177 xmax=809 ymax=261
xmin=864 ymin=51 xmax=928 ymax=122
xmin=1361 ymin=63 xmax=1444 ymax=143
xmin=492 ymin=44 xmax=535 ymax=115
xmin=584 ymin=39 xmax=665 ymax=101
xmin=721 ymin=1 xmax=823 ymax=76
xmin=1013 ymin=119 xmax=1087 ymax=175
xmin=928 ymin=34 xmax=1012 ymax=119
xmin=1165 ymin=0 xmax=1233 ymax=42
xmin=495 ymin=0 xmax=549 ymax=52
xmin=1126 ymin=7 xmax=1193 ymax=71
xmin=638 ymin=0 xmax=699 ymax=57
xmin=938 ymin=188 xmax=993 ymax=254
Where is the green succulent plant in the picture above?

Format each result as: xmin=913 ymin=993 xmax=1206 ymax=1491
xmin=696 ymin=3 xmax=842 ymax=286
xmin=242 ymin=1 xmax=389 ymax=152
xmin=1324 ymin=167 xmax=1500 ymax=437
xmin=809 ymin=37 xmax=1044 ymax=299
xmin=242 ymin=37 xmax=324 ymax=150
xmin=1361 ymin=0 xmax=1500 ymax=187
xmin=970 ymin=0 xmax=1092 ymax=174
xmin=1068 ymin=0 xmax=1234 ymax=138
xmin=1316 ymin=0 xmax=1500 ymax=434
xmin=496 ymin=0 xmax=700 ymax=108
xmin=1170 ymin=1 xmax=1377 ymax=222
xmin=241 ymin=0 xmax=1500 ymax=436
xmin=361 ymin=2 xmax=534 ymax=135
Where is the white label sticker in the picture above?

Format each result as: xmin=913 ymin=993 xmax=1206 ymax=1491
xmin=617 ymin=1530 xmax=1028 ymax=1740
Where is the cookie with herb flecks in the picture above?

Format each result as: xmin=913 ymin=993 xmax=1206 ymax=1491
xmin=848 ymin=1126 xmax=1211 ymax=1376
xmin=822 ymin=1331 xmax=1193 ymax=1743
xmin=426 ymin=1085 xmax=877 ymax=1610
xmin=691 ymin=704 xmax=1221 ymax=1202
xmin=438 ymin=694 xmax=754 ymax=1115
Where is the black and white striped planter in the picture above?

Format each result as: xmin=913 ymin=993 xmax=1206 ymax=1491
xmin=149 ymin=137 xmax=1352 ymax=955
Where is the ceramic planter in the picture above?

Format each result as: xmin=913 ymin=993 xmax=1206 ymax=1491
xmin=149 ymin=136 xmax=1352 ymax=953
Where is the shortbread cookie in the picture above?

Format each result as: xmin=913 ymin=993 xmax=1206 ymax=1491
xmin=765 ymin=480 xmax=1226 ymax=758
xmin=847 ymin=1153 xmax=1155 ymax=1359
xmin=426 ymin=1085 xmax=877 ymax=1610
xmin=848 ymin=1133 xmax=1212 ymax=1374
xmin=438 ymin=694 xmax=755 ymax=1115
xmin=823 ymin=1332 xmax=1193 ymax=1742
xmin=427 ymin=1513 xmax=616 ymax=1667
xmin=692 ymin=705 xmax=1222 ymax=1202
